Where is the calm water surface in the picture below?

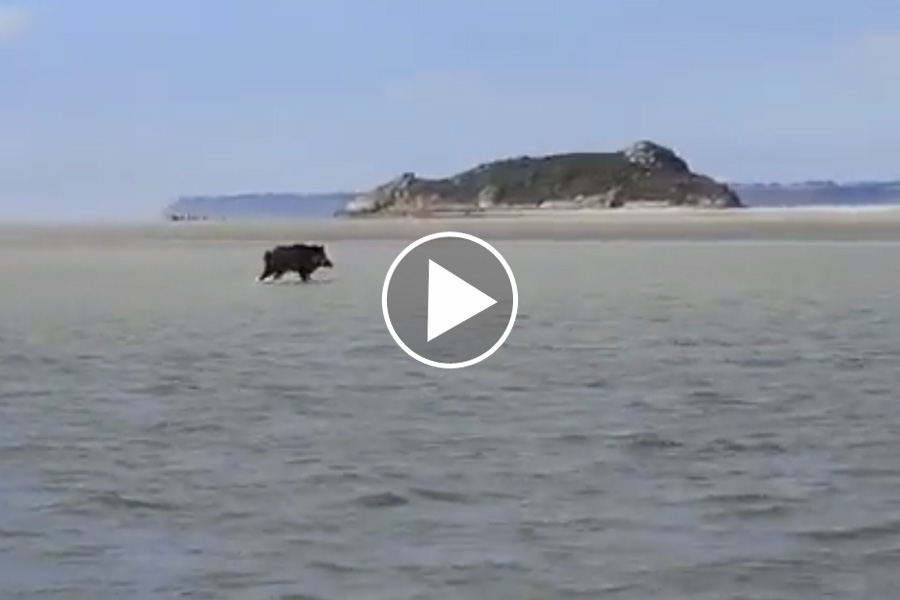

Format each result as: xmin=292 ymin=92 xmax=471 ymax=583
xmin=1 ymin=237 xmax=899 ymax=599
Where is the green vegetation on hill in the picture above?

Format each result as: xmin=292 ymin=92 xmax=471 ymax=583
xmin=339 ymin=140 xmax=742 ymax=216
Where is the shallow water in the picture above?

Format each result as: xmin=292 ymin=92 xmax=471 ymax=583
xmin=1 ymin=236 xmax=899 ymax=599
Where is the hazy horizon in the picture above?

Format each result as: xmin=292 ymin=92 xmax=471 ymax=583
xmin=3 ymin=0 xmax=900 ymax=220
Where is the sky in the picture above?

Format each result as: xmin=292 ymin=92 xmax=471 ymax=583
xmin=1 ymin=0 xmax=900 ymax=220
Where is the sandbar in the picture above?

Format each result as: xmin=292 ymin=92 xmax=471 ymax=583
xmin=3 ymin=207 xmax=900 ymax=245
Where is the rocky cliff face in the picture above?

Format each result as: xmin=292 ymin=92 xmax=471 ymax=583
xmin=338 ymin=140 xmax=742 ymax=216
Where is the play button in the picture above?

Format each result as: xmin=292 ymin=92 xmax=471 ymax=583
xmin=427 ymin=260 xmax=497 ymax=341
xmin=382 ymin=231 xmax=519 ymax=369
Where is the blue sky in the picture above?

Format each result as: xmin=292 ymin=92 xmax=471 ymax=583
xmin=1 ymin=0 xmax=899 ymax=220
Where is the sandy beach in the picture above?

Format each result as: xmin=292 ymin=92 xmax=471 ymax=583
xmin=3 ymin=206 xmax=900 ymax=244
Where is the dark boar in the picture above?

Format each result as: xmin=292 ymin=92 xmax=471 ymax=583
xmin=258 ymin=243 xmax=334 ymax=282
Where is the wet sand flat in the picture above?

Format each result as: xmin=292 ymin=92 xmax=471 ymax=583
xmin=2 ymin=218 xmax=900 ymax=598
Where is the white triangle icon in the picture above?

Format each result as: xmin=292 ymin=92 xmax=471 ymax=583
xmin=427 ymin=259 xmax=497 ymax=342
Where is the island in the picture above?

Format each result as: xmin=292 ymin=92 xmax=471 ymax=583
xmin=336 ymin=140 xmax=743 ymax=218
xmin=157 ymin=142 xmax=900 ymax=221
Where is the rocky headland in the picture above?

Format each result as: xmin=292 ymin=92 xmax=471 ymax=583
xmin=337 ymin=140 xmax=743 ymax=217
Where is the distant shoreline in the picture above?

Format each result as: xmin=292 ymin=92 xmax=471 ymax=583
xmin=332 ymin=203 xmax=900 ymax=219
xmin=4 ymin=206 xmax=900 ymax=243
xmin=333 ymin=204 xmax=742 ymax=219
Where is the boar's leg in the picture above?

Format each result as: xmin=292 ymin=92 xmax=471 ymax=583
xmin=258 ymin=266 xmax=274 ymax=281
xmin=258 ymin=251 xmax=276 ymax=281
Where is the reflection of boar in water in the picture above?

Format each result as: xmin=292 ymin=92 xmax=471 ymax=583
xmin=258 ymin=243 xmax=334 ymax=282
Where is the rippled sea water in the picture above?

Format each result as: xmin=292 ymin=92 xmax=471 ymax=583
xmin=2 ymin=235 xmax=900 ymax=599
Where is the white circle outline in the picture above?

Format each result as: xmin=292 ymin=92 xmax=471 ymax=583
xmin=381 ymin=231 xmax=519 ymax=369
